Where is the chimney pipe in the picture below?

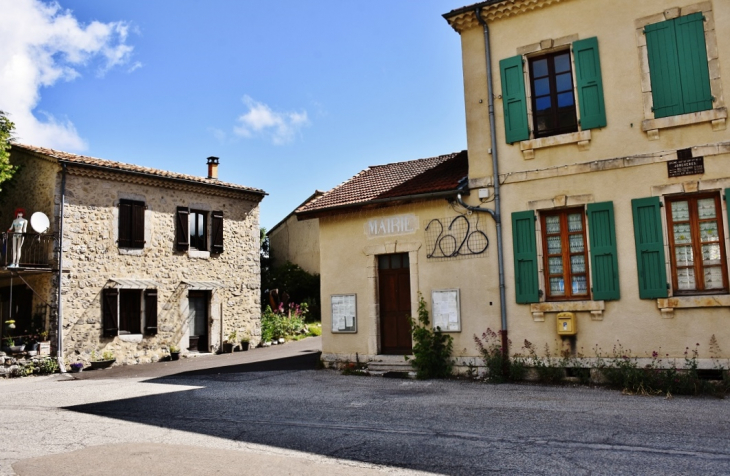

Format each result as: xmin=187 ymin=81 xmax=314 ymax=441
xmin=207 ymin=156 xmax=219 ymax=180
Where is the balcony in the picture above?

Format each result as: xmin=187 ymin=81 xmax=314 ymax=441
xmin=1 ymin=233 xmax=56 ymax=269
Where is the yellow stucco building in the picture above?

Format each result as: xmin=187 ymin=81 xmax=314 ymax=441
xmin=300 ymin=0 xmax=730 ymax=372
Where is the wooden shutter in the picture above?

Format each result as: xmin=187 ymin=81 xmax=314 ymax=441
xmin=176 ymin=207 xmax=189 ymax=251
xmin=512 ymin=210 xmax=539 ymax=304
xmin=631 ymin=197 xmax=668 ymax=299
xmin=131 ymin=201 xmax=145 ymax=249
xmin=573 ymin=37 xmax=607 ymax=130
xmin=674 ymin=13 xmax=713 ymax=114
xmin=587 ymin=202 xmax=620 ymax=301
xmin=118 ymin=201 xmax=132 ymax=248
xmin=500 ymin=55 xmax=530 ymax=144
xmin=102 ymin=288 xmax=119 ymax=337
xmin=211 ymin=211 xmax=224 ymax=253
xmin=645 ymin=19 xmax=684 ymax=118
xmin=144 ymin=289 xmax=158 ymax=336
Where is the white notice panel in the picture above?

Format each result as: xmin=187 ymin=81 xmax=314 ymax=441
xmin=331 ymin=294 xmax=357 ymax=333
xmin=431 ymin=289 xmax=461 ymax=332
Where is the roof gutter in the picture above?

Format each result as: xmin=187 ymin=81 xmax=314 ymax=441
xmin=297 ymin=186 xmax=469 ymax=221
xmin=461 ymin=6 xmax=510 ymax=372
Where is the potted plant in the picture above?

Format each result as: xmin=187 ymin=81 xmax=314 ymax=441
xmin=90 ymin=349 xmax=116 ymax=370
xmin=169 ymin=343 xmax=180 ymax=361
xmin=38 ymin=330 xmax=51 ymax=356
xmin=223 ymin=330 xmax=237 ymax=353
xmin=70 ymin=362 xmax=84 ymax=373
xmin=3 ymin=336 xmax=25 ymax=353
xmin=240 ymin=334 xmax=251 ymax=351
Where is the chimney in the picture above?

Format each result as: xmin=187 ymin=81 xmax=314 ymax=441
xmin=207 ymin=156 xmax=219 ymax=180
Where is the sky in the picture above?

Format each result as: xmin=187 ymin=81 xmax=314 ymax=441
xmin=0 ymin=0 xmax=468 ymax=230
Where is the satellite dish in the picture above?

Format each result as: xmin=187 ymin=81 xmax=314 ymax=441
xmin=30 ymin=212 xmax=50 ymax=234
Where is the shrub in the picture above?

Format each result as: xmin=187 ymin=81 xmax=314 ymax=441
xmin=407 ymin=293 xmax=453 ymax=379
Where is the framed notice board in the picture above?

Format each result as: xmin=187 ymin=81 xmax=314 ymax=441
xmin=331 ymin=294 xmax=357 ymax=333
xmin=431 ymin=289 xmax=461 ymax=332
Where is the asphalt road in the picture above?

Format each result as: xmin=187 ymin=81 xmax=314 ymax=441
xmin=2 ymin=338 xmax=730 ymax=475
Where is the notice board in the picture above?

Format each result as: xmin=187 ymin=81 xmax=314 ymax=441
xmin=331 ymin=294 xmax=357 ymax=333
xmin=431 ymin=289 xmax=461 ymax=332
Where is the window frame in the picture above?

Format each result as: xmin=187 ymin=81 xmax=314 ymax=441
xmin=540 ymin=207 xmax=590 ymax=301
xmin=665 ymin=192 xmax=729 ymax=295
xmin=102 ymin=287 xmax=157 ymax=337
xmin=189 ymin=209 xmax=208 ymax=251
xmin=528 ymin=50 xmax=579 ymax=139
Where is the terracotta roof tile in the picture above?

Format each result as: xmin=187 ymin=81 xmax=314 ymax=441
xmin=297 ymin=151 xmax=467 ymax=215
xmin=12 ymin=143 xmax=266 ymax=196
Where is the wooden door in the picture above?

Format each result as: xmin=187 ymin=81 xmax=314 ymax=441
xmin=378 ymin=253 xmax=412 ymax=354
xmin=188 ymin=291 xmax=209 ymax=352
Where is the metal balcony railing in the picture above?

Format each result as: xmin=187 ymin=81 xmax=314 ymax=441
xmin=1 ymin=233 xmax=56 ymax=269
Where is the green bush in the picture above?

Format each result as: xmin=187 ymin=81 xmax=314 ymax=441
xmin=407 ymin=294 xmax=453 ymax=379
xmin=260 ymin=304 xmax=308 ymax=343
xmin=262 ymin=261 xmax=321 ymax=321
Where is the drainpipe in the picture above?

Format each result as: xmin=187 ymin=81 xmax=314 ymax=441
xmin=472 ymin=6 xmax=510 ymax=368
xmin=56 ymin=164 xmax=67 ymax=372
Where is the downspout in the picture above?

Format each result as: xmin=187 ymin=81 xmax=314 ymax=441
xmin=473 ymin=6 xmax=510 ymax=366
xmin=56 ymin=163 xmax=67 ymax=372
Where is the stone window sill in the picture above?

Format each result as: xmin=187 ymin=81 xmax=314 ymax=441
xmin=188 ymin=250 xmax=210 ymax=259
xmin=656 ymin=294 xmax=730 ymax=319
xmin=118 ymin=334 xmax=143 ymax=343
xmin=642 ymin=107 xmax=727 ymax=140
xmin=530 ymin=300 xmax=605 ymax=322
xmin=520 ymin=130 xmax=592 ymax=160
xmin=118 ymin=248 xmax=144 ymax=256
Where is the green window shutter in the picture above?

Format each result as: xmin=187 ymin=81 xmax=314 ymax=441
xmin=587 ymin=202 xmax=619 ymax=301
xmin=631 ymin=197 xmax=668 ymax=299
xmin=645 ymin=20 xmax=684 ymax=118
xmin=499 ymin=55 xmax=529 ymax=144
xmin=573 ymin=37 xmax=607 ymax=130
xmin=512 ymin=210 xmax=539 ymax=303
xmin=674 ymin=13 xmax=713 ymax=114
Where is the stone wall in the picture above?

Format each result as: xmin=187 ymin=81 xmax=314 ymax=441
xmin=59 ymin=169 xmax=262 ymax=366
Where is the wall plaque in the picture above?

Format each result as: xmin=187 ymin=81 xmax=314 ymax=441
xmin=667 ymin=157 xmax=704 ymax=178
xmin=364 ymin=214 xmax=418 ymax=238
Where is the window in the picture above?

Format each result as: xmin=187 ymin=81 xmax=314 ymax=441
xmin=666 ymin=193 xmax=728 ymax=294
xmin=645 ymin=13 xmax=712 ymax=119
xmin=189 ymin=210 xmax=207 ymax=251
xmin=102 ymin=288 xmax=157 ymax=337
xmin=541 ymin=209 xmax=588 ymax=300
xmin=512 ymin=202 xmax=619 ymax=304
xmin=529 ymin=51 xmax=577 ymax=138
xmin=500 ymin=37 xmax=606 ymax=144
xmin=118 ymin=199 xmax=145 ymax=249
xmin=176 ymin=207 xmax=224 ymax=253
xmin=632 ymin=190 xmax=730 ymax=299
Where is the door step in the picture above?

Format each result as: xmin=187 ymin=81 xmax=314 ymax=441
xmin=368 ymin=355 xmax=415 ymax=375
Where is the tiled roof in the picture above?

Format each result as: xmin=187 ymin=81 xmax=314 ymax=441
xmin=297 ymin=151 xmax=467 ymax=215
xmin=11 ymin=143 xmax=266 ymax=196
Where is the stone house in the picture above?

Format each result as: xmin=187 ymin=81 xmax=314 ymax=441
xmin=1 ymin=143 xmax=265 ymax=366
xmin=299 ymin=0 xmax=730 ymax=370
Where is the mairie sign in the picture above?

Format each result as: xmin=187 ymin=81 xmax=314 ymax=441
xmin=364 ymin=214 xmax=418 ymax=238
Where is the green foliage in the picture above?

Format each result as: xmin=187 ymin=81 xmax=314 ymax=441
xmin=0 ymin=111 xmax=16 ymax=191
xmin=263 ymin=261 xmax=321 ymax=321
xmin=475 ymin=328 xmax=526 ymax=383
xmin=92 ymin=350 xmax=115 ymax=361
xmin=307 ymin=323 xmax=322 ymax=337
xmin=260 ymin=305 xmax=307 ymax=343
xmin=169 ymin=343 xmax=180 ymax=353
xmin=524 ymin=341 xmax=566 ymax=384
xmin=407 ymin=293 xmax=453 ymax=379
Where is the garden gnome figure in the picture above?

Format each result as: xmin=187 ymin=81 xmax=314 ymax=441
xmin=8 ymin=208 xmax=27 ymax=267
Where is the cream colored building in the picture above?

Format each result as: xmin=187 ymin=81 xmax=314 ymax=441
xmin=268 ymin=191 xmax=323 ymax=275
xmin=303 ymin=0 xmax=730 ymax=370
xmin=1 ymin=144 xmax=265 ymax=367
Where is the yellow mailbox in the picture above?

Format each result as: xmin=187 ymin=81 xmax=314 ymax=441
xmin=556 ymin=312 xmax=577 ymax=336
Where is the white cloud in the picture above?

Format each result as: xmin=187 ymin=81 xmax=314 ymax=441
xmin=234 ymin=95 xmax=309 ymax=145
xmin=0 ymin=0 xmax=137 ymax=151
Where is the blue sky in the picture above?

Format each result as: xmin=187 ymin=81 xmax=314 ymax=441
xmin=1 ymin=0 xmax=467 ymax=229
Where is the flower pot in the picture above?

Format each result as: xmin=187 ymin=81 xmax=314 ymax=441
xmin=170 ymin=352 xmax=180 ymax=361
xmin=90 ymin=359 xmax=115 ymax=370
xmin=70 ymin=365 xmax=83 ymax=373
xmin=240 ymin=341 xmax=250 ymax=351
xmin=222 ymin=343 xmax=234 ymax=353
xmin=9 ymin=345 xmax=25 ymax=353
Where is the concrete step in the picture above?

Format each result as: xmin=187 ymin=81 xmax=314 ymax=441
xmin=367 ymin=356 xmax=414 ymax=373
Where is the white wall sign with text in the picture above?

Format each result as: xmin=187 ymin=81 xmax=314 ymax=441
xmin=331 ymin=294 xmax=357 ymax=333
xmin=431 ymin=289 xmax=461 ymax=332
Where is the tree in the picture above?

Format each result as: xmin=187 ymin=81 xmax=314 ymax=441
xmin=0 ymin=111 xmax=16 ymax=190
